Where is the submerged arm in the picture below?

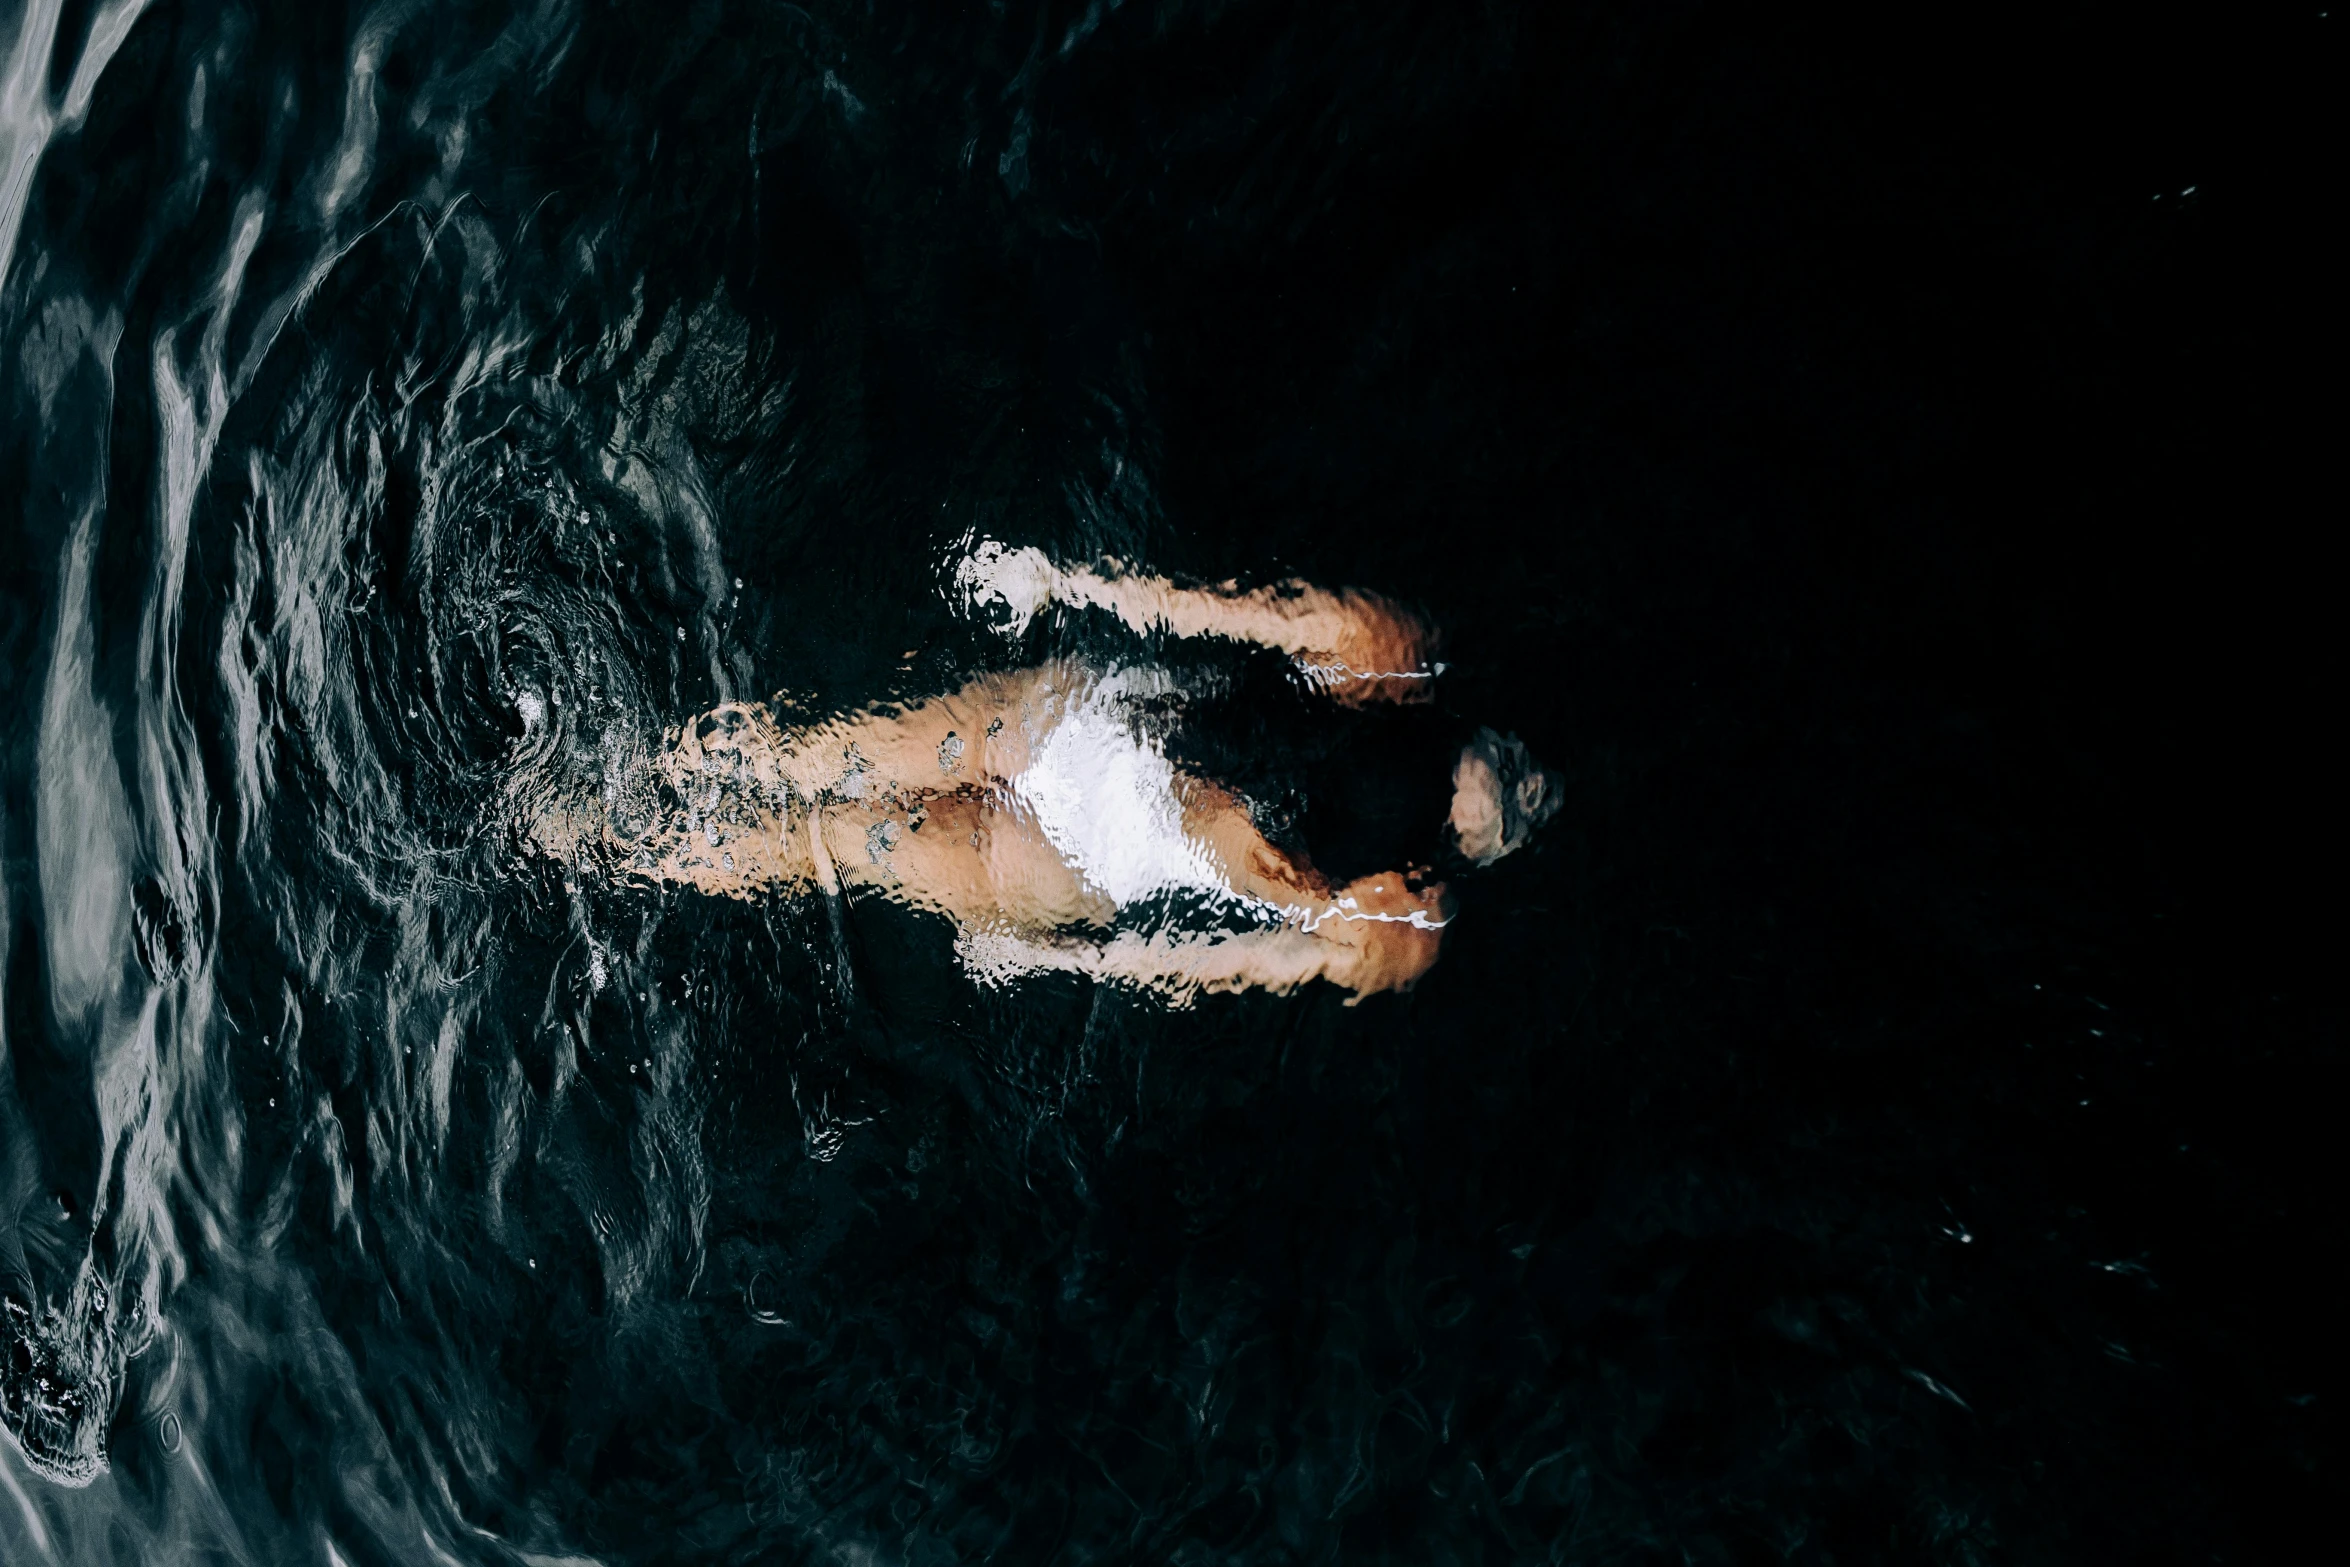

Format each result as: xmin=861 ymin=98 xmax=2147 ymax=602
xmin=958 ymin=544 xmax=1441 ymax=704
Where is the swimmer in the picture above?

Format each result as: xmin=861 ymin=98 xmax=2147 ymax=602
xmin=532 ymin=550 xmax=1559 ymax=1003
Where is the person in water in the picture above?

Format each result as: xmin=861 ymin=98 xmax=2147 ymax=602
xmin=531 ymin=544 xmax=1560 ymax=1002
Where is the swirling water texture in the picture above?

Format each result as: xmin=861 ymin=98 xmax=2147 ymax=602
xmin=2 ymin=2 xmax=1124 ymax=1559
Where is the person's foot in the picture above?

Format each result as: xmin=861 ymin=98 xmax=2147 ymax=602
xmin=1447 ymin=728 xmax=1561 ymax=866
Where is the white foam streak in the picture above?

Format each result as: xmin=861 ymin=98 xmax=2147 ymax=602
xmin=35 ymin=508 xmax=133 ymax=1024
xmin=0 ymin=1441 xmax=59 ymax=1562
xmin=0 ymin=1 xmax=151 ymax=298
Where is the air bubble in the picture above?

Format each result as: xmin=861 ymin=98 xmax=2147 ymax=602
xmin=747 ymin=1270 xmax=789 ymax=1326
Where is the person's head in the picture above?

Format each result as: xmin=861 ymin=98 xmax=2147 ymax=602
xmin=1449 ymin=729 xmax=1563 ymax=866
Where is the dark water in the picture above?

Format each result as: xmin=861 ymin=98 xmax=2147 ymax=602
xmin=1 ymin=1 xmax=2336 ymax=1561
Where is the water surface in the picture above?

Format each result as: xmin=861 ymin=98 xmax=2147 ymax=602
xmin=0 ymin=2 xmax=2333 ymax=1562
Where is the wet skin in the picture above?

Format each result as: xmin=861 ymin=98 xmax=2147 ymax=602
xmin=535 ymin=563 xmax=1462 ymax=1002
xmin=534 ymin=661 xmax=1457 ymax=1003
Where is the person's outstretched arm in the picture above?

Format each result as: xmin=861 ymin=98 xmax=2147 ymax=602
xmin=956 ymin=543 xmax=1442 ymax=705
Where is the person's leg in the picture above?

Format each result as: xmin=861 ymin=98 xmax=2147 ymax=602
xmin=536 ymin=666 xmax=1117 ymax=932
xmin=753 ymin=662 xmax=1082 ymax=802
xmin=956 ymin=543 xmax=1441 ymax=705
xmin=817 ymin=787 xmax=1114 ymax=933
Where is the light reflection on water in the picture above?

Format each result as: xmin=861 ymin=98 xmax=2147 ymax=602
xmin=2 ymin=3 xmax=1508 ymax=1558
